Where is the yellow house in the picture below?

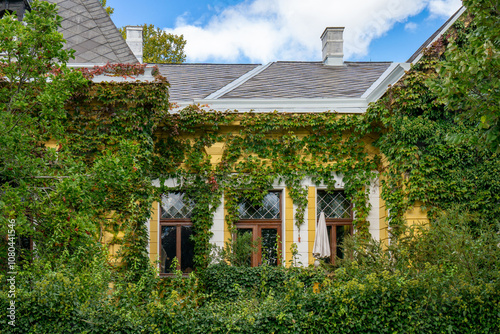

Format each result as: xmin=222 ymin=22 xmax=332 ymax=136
xmin=31 ymin=0 xmax=464 ymax=274
xmin=145 ymin=23 xmax=446 ymax=273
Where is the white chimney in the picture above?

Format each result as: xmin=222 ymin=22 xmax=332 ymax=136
xmin=321 ymin=27 xmax=344 ymax=66
xmin=125 ymin=25 xmax=143 ymax=64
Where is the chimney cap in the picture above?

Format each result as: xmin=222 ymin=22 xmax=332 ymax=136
xmin=320 ymin=27 xmax=345 ymax=39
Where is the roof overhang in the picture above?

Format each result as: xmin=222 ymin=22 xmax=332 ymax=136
xmin=171 ymin=62 xmax=410 ymax=113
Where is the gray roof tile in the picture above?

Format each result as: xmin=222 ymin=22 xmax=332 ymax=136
xmin=157 ymin=64 xmax=261 ymax=102
xmin=47 ymin=0 xmax=138 ymax=64
xmin=222 ymin=62 xmax=391 ymax=99
xmin=157 ymin=62 xmax=391 ymax=102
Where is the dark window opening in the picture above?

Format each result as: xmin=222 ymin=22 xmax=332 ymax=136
xmin=159 ymin=193 xmax=195 ymax=275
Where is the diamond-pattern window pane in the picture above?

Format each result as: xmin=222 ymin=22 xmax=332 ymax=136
xmin=317 ymin=190 xmax=351 ymax=219
xmin=161 ymin=193 xmax=195 ymax=219
xmin=238 ymin=192 xmax=280 ymax=220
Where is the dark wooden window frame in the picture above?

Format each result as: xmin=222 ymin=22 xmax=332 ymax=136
xmin=159 ymin=218 xmax=193 ymax=276
xmin=317 ymin=189 xmax=354 ymax=265
xmin=235 ymin=190 xmax=283 ymax=267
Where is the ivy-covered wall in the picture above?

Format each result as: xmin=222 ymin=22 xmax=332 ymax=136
xmin=149 ymin=108 xmax=387 ymax=267
xmin=365 ymin=13 xmax=500 ymax=239
xmin=47 ymin=8 xmax=498 ymax=272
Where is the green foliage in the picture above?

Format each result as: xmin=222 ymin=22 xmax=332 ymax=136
xmin=339 ymin=208 xmax=500 ymax=284
xmin=0 ymin=1 xmax=170 ymax=283
xmin=1 ymin=3 xmax=499 ymax=333
xmin=199 ymin=263 xmax=326 ymax=301
xmin=158 ymin=106 xmax=378 ymax=242
xmin=429 ymin=1 xmax=500 ymax=152
xmin=99 ymin=0 xmax=114 ymax=16
xmin=2 ymin=225 xmax=499 ymax=333
xmin=119 ymin=24 xmax=187 ymax=63
xmin=0 ymin=0 xmax=87 ymax=269
xmin=366 ymin=9 xmax=500 ymax=237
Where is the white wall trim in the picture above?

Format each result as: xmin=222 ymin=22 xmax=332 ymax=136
xmin=171 ymin=98 xmax=368 ymax=114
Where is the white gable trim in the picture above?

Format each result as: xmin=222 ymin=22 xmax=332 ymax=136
xmin=205 ymin=62 xmax=273 ymax=99
xmin=361 ymin=62 xmax=411 ymax=102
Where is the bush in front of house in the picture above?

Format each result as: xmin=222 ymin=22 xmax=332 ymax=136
xmin=1 ymin=210 xmax=499 ymax=333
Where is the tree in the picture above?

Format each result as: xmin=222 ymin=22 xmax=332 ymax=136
xmin=120 ymin=24 xmax=186 ymax=63
xmin=0 ymin=0 xmax=87 ymax=266
xmin=429 ymin=0 xmax=500 ymax=152
xmin=0 ymin=0 xmax=164 ymax=278
xmin=99 ymin=0 xmax=114 ymax=16
xmin=99 ymin=1 xmax=186 ymax=63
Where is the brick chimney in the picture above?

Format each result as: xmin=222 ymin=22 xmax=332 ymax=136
xmin=321 ymin=27 xmax=344 ymax=66
xmin=125 ymin=25 xmax=143 ymax=64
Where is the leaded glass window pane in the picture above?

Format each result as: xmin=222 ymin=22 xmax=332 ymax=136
xmin=236 ymin=229 xmax=253 ymax=267
xmin=317 ymin=190 xmax=351 ymax=219
xmin=238 ymin=192 xmax=280 ymax=219
xmin=161 ymin=192 xmax=195 ymax=219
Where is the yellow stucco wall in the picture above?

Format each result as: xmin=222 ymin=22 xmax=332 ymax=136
xmin=404 ymin=201 xmax=429 ymax=226
xmin=150 ymin=201 xmax=159 ymax=263
xmin=149 ymin=123 xmax=427 ymax=266
xmin=44 ymin=139 xmax=59 ymax=149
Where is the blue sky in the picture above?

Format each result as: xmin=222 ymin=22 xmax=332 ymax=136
xmin=107 ymin=0 xmax=462 ymax=64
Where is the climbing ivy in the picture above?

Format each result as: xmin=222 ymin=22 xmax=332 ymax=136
xmin=153 ymin=106 xmax=380 ymax=260
xmin=57 ymin=67 xmax=170 ymax=279
xmin=365 ymin=10 xmax=500 ymax=238
xmin=9 ymin=2 xmax=497 ymax=277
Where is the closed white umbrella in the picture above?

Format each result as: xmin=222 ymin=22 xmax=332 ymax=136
xmin=313 ymin=211 xmax=331 ymax=259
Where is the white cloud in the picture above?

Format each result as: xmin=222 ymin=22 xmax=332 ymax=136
xmin=164 ymin=0 xmax=462 ymax=63
xmin=428 ymin=0 xmax=463 ymax=17
xmin=405 ymin=22 xmax=418 ymax=32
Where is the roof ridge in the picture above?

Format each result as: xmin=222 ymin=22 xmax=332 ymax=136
xmin=205 ymin=62 xmax=273 ymax=99
xmin=407 ymin=6 xmax=466 ymax=63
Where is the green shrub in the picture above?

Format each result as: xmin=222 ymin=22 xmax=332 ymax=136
xmin=2 ymin=210 xmax=499 ymax=333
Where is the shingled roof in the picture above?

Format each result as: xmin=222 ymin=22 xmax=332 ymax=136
xmin=47 ymin=0 xmax=138 ymax=64
xmin=157 ymin=61 xmax=396 ymax=113
xmin=221 ymin=61 xmax=391 ymax=99
xmin=156 ymin=64 xmax=260 ymax=101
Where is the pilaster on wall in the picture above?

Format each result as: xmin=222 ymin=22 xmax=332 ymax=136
xmin=367 ymin=178 xmax=381 ymax=241
xmin=379 ymin=196 xmax=389 ymax=247
xmin=210 ymin=195 xmax=226 ymax=249
xmin=223 ymin=196 xmax=231 ymax=248
xmin=284 ymin=189 xmax=294 ymax=266
xmin=307 ymin=186 xmax=316 ymax=267
xmin=149 ymin=201 xmax=159 ymax=263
